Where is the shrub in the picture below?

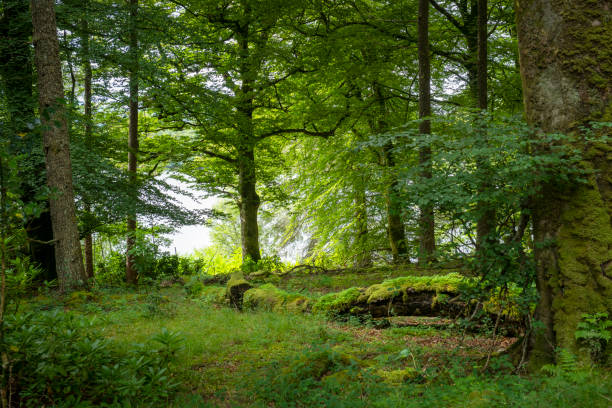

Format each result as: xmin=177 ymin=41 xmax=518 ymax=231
xmin=1 ymin=311 xmax=182 ymax=406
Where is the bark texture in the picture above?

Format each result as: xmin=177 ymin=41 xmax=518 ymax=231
xmin=31 ymin=0 xmax=86 ymax=291
xmin=126 ymin=0 xmax=139 ymax=284
xmin=418 ymin=0 xmax=436 ymax=264
xmin=515 ymin=0 xmax=612 ymax=367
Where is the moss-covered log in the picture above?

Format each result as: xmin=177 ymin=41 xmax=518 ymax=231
xmin=313 ymin=274 xmax=465 ymax=319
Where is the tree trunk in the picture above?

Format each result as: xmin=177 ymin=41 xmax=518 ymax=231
xmin=373 ymin=82 xmax=408 ymax=263
xmin=417 ymin=0 xmax=435 ymax=265
xmin=235 ymin=19 xmax=262 ymax=263
xmin=515 ymin=0 xmax=612 ymax=367
xmin=475 ymin=0 xmax=495 ymax=249
xmin=31 ymin=0 xmax=86 ymax=291
xmin=383 ymin=143 xmax=408 ymax=263
xmin=0 ymin=0 xmax=57 ymax=280
xmin=81 ymin=10 xmax=94 ymax=279
xmin=353 ymin=177 xmax=371 ymax=267
xmin=126 ymin=0 xmax=139 ymax=285
xmin=238 ymin=145 xmax=261 ymax=263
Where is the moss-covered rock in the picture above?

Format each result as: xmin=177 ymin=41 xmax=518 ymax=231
xmin=226 ymin=273 xmax=253 ymax=309
xmin=375 ymin=367 xmax=420 ymax=384
xmin=312 ymin=287 xmax=365 ymax=316
xmin=200 ymin=286 xmax=227 ymax=305
xmin=364 ymin=273 xmax=464 ymax=304
xmin=243 ymin=284 xmax=310 ymax=312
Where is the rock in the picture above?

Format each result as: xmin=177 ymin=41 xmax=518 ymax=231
xmin=375 ymin=367 xmax=420 ymax=384
xmin=226 ymin=273 xmax=253 ymax=310
xmin=242 ymin=284 xmax=310 ymax=312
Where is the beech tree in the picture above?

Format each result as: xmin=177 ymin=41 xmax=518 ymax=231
xmin=516 ymin=0 xmax=612 ymax=366
xmin=31 ymin=0 xmax=87 ymax=290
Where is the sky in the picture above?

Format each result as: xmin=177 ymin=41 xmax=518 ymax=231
xmin=160 ymin=177 xmax=219 ymax=255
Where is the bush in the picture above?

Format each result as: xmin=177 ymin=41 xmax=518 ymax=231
xmin=1 ymin=311 xmax=182 ymax=406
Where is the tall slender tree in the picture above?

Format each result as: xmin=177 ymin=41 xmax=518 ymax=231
xmin=474 ymin=0 xmax=495 ymax=248
xmin=418 ymin=0 xmax=435 ymax=264
xmin=125 ymin=0 xmax=139 ymax=284
xmin=81 ymin=1 xmax=94 ymax=279
xmin=516 ymin=0 xmax=612 ymax=367
xmin=31 ymin=0 xmax=86 ymax=291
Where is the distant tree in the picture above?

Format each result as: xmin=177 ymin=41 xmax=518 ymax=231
xmin=31 ymin=0 xmax=87 ymax=290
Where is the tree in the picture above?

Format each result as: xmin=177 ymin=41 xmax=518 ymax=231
xmin=515 ymin=0 xmax=612 ymax=366
xmin=0 ymin=0 xmax=57 ymax=280
xmin=417 ymin=0 xmax=435 ymax=264
xmin=81 ymin=0 xmax=94 ymax=279
xmin=31 ymin=0 xmax=87 ymax=291
xmin=125 ymin=0 xmax=139 ymax=284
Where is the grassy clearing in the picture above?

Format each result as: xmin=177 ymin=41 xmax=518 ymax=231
xmin=21 ymin=284 xmax=612 ymax=407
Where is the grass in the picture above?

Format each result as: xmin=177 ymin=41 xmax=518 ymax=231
xmin=19 ymin=283 xmax=612 ymax=407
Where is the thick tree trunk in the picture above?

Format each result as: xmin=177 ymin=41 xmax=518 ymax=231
xmin=417 ymin=0 xmax=435 ymax=265
xmin=238 ymin=145 xmax=261 ymax=263
xmin=31 ymin=0 xmax=86 ymax=291
xmin=235 ymin=20 xmax=262 ymax=263
xmin=126 ymin=0 xmax=139 ymax=285
xmin=0 ymin=0 xmax=57 ymax=280
xmin=515 ymin=0 xmax=612 ymax=367
xmin=82 ymin=12 xmax=94 ymax=279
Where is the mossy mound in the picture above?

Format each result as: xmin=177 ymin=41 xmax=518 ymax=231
xmin=243 ymin=284 xmax=310 ymax=312
xmin=364 ymin=273 xmax=464 ymax=304
xmin=375 ymin=367 xmax=420 ymax=384
xmin=226 ymin=273 xmax=253 ymax=309
xmin=281 ymin=346 xmax=361 ymax=382
xmin=312 ymin=287 xmax=365 ymax=316
xmin=200 ymin=286 xmax=227 ymax=305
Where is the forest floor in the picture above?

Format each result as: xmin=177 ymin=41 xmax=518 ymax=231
xmin=22 ymin=268 xmax=612 ymax=407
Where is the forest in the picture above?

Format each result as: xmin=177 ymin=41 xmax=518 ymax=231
xmin=1 ymin=0 xmax=611 ymax=406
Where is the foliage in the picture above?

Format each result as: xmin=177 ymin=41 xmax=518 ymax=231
xmin=574 ymin=312 xmax=612 ymax=363
xmin=2 ymin=311 xmax=181 ymax=406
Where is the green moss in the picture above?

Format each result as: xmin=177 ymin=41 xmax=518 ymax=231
xmin=552 ymin=180 xmax=612 ymax=356
xmin=312 ymin=287 xmax=365 ymax=316
xmin=243 ymin=284 xmax=310 ymax=312
xmin=199 ymin=286 xmax=227 ymax=305
xmin=364 ymin=273 xmax=464 ymax=304
xmin=375 ymin=367 xmax=419 ymax=384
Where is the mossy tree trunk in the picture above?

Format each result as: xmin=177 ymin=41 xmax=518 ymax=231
xmin=515 ymin=0 xmax=612 ymax=367
xmin=31 ymin=0 xmax=87 ymax=291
